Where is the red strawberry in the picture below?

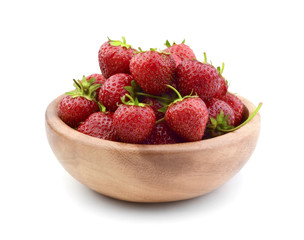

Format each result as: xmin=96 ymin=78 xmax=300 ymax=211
xmin=213 ymin=63 xmax=228 ymax=99
xmin=142 ymin=97 xmax=164 ymax=120
xmin=164 ymin=86 xmax=209 ymax=142
xmin=213 ymin=76 xmax=228 ymax=99
xmin=144 ymin=122 xmax=180 ymax=144
xmin=99 ymin=73 xmax=133 ymax=112
xmin=98 ymin=37 xmax=136 ymax=78
xmin=220 ymin=93 xmax=244 ymax=126
xmin=163 ymin=40 xmax=196 ymax=67
xmin=113 ymin=96 xmax=156 ymax=143
xmin=205 ymin=98 xmax=235 ymax=126
xmin=86 ymin=73 xmax=107 ymax=85
xmin=176 ymin=58 xmax=220 ymax=100
xmin=129 ymin=49 xmax=176 ymax=95
xmin=58 ymin=76 xmax=100 ymax=128
xmin=77 ymin=111 xmax=118 ymax=141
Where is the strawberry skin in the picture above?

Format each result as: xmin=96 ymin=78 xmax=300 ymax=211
xmin=205 ymin=98 xmax=235 ymax=126
xmin=213 ymin=76 xmax=228 ymax=99
xmin=144 ymin=122 xmax=180 ymax=144
xmin=129 ymin=51 xmax=176 ymax=95
xmin=77 ymin=112 xmax=118 ymax=141
xmin=99 ymin=73 xmax=133 ymax=112
xmin=220 ymin=93 xmax=244 ymax=126
xmin=86 ymin=73 xmax=107 ymax=85
xmin=164 ymin=42 xmax=196 ymax=67
xmin=58 ymin=96 xmax=99 ymax=128
xmin=113 ymin=105 xmax=156 ymax=143
xmin=98 ymin=39 xmax=136 ymax=79
xmin=165 ymin=97 xmax=209 ymax=141
xmin=176 ymin=59 xmax=220 ymax=100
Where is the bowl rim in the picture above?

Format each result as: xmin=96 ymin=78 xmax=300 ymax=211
xmin=45 ymin=94 xmax=260 ymax=154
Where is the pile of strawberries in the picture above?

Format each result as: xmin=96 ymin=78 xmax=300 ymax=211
xmin=57 ymin=37 xmax=260 ymax=144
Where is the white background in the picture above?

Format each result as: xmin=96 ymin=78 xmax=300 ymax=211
xmin=1 ymin=0 xmax=303 ymax=239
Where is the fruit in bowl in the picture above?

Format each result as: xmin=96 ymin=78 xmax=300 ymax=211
xmin=45 ymin=37 xmax=262 ymax=202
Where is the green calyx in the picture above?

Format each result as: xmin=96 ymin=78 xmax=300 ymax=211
xmin=200 ymin=52 xmax=214 ymax=66
xmin=121 ymin=94 xmax=147 ymax=107
xmin=108 ymin=36 xmax=132 ymax=49
xmin=66 ymin=75 xmax=101 ymax=101
xmin=124 ymin=80 xmax=173 ymax=108
xmin=164 ymin=39 xmax=186 ymax=48
xmin=158 ymin=85 xmax=198 ymax=113
xmin=217 ymin=62 xmax=225 ymax=76
xmin=136 ymin=47 xmax=171 ymax=55
xmin=98 ymin=102 xmax=107 ymax=112
xmin=124 ymin=80 xmax=141 ymax=100
xmin=207 ymin=110 xmax=234 ymax=132
xmin=216 ymin=103 xmax=263 ymax=133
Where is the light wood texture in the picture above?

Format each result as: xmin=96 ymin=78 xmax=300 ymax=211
xmin=45 ymin=95 xmax=261 ymax=203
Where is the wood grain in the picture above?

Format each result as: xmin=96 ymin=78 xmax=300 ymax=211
xmin=45 ymin=95 xmax=261 ymax=203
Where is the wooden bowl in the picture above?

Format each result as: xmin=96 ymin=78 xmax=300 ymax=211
xmin=45 ymin=95 xmax=261 ymax=203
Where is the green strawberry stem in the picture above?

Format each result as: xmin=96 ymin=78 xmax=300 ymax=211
xmin=98 ymin=102 xmax=106 ymax=112
xmin=166 ymin=85 xmax=182 ymax=100
xmin=122 ymin=94 xmax=146 ymax=107
xmin=217 ymin=63 xmax=225 ymax=75
xmin=135 ymin=92 xmax=171 ymax=102
xmin=155 ymin=117 xmax=165 ymax=124
xmin=204 ymin=52 xmax=207 ymax=63
xmin=218 ymin=102 xmax=262 ymax=132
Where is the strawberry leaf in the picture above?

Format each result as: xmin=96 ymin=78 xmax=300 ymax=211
xmin=164 ymin=40 xmax=171 ymax=48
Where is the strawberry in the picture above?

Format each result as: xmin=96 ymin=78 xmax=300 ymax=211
xmin=113 ymin=95 xmax=156 ymax=143
xmin=99 ymin=73 xmax=133 ymax=112
xmin=144 ymin=122 xmax=180 ymax=144
xmin=176 ymin=58 xmax=220 ymax=100
xmin=213 ymin=76 xmax=228 ymax=99
xmin=86 ymin=73 xmax=107 ymax=85
xmin=86 ymin=74 xmax=107 ymax=101
xmin=98 ymin=37 xmax=136 ymax=78
xmin=129 ymin=49 xmax=176 ymax=95
xmin=164 ymin=86 xmax=209 ymax=142
xmin=213 ymin=63 xmax=228 ymax=99
xmin=220 ymin=93 xmax=244 ymax=126
xmin=58 ymin=76 xmax=100 ymax=128
xmin=163 ymin=40 xmax=196 ymax=67
xmin=77 ymin=111 xmax=118 ymax=141
xmin=205 ymin=98 xmax=235 ymax=127
xmin=142 ymin=97 xmax=164 ymax=120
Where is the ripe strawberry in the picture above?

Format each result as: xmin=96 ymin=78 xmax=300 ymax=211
xmin=144 ymin=122 xmax=180 ymax=144
xmin=163 ymin=40 xmax=196 ymax=67
xmin=77 ymin=111 xmax=118 ymax=141
xmin=99 ymin=73 xmax=133 ymax=112
xmin=86 ymin=74 xmax=107 ymax=101
xmin=142 ymin=97 xmax=164 ymax=120
xmin=129 ymin=49 xmax=176 ymax=95
xmin=213 ymin=76 xmax=228 ymax=99
xmin=98 ymin=37 xmax=136 ymax=78
xmin=164 ymin=86 xmax=209 ymax=142
xmin=176 ymin=58 xmax=220 ymax=100
xmin=58 ymin=76 xmax=100 ymax=128
xmin=205 ymin=98 xmax=235 ymax=127
xmin=213 ymin=63 xmax=228 ymax=99
xmin=220 ymin=93 xmax=244 ymax=126
xmin=86 ymin=73 xmax=106 ymax=85
xmin=113 ymin=95 xmax=156 ymax=143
